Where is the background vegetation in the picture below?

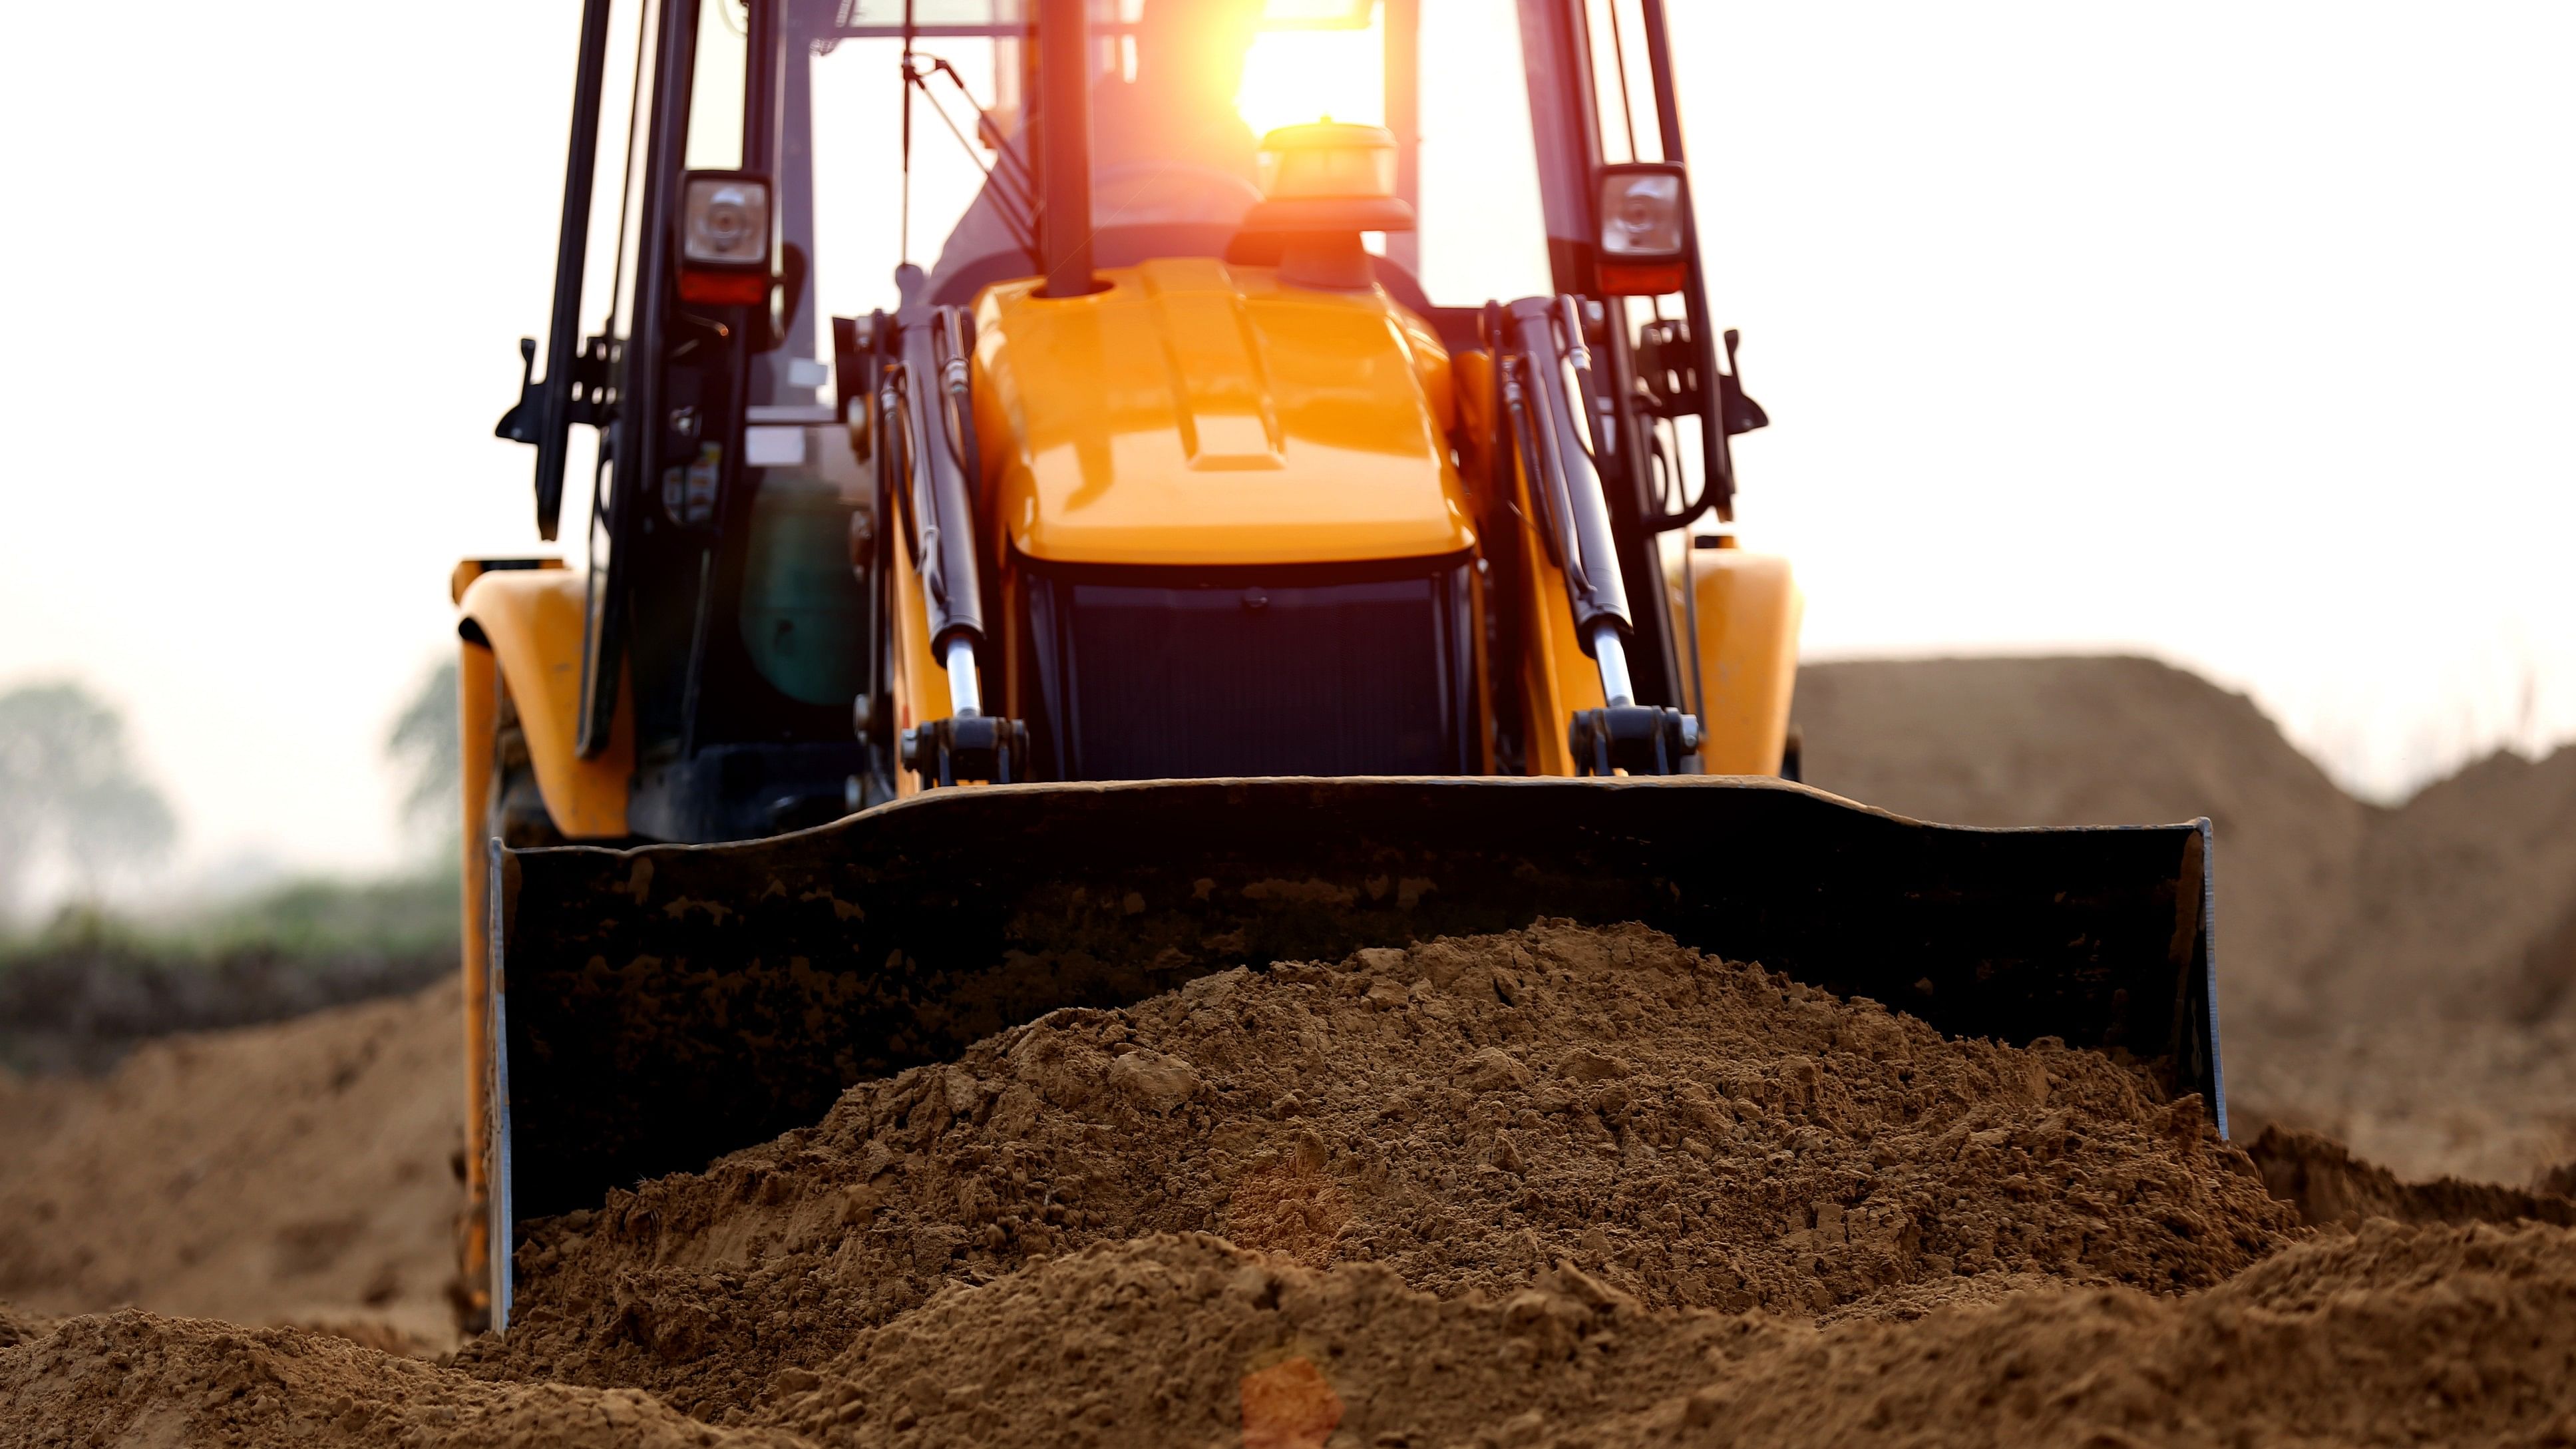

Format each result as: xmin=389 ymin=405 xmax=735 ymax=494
xmin=0 ymin=663 xmax=463 ymax=1072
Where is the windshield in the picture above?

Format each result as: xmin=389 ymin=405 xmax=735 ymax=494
xmin=775 ymin=0 xmax=1551 ymax=404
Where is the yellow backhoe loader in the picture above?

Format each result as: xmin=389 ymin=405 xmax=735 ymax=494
xmin=462 ymin=0 xmax=2223 ymax=1332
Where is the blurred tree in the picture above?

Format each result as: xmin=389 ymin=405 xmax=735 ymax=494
xmin=387 ymin=658 xmax=460 ymax=848
xmin=0 ymin=681 xmax=179 ymax=921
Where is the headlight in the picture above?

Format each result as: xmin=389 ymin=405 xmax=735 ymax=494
xmin=678 ymin=171 xmax=775 ymax=306
xmin=683 ymin=175 xmax=771 ymax=265
xmin=1596 ymin=162 xmax=1690 ymax=296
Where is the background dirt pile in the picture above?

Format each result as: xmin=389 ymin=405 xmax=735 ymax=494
xmin=2247 ymin=1125 xmax=2576 ymax=1231
xmin=0 ymin=1310 xmax=797 ymax=1448
xmin=1796 ymin=656 xmax=2369 ymax=1032
xmin=468 ymin=923 xmax=2293 ymax=1417
xmin=1799 ymin=655 xmax=2576 ymax=1185
xmin=2317 ymin=746 xmax=2576 ymax=1022
xmin=0 ymin=982 xmax=464 ymax=1350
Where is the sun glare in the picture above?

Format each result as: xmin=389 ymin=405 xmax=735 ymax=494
xmin=1234 ymin=15 xmax=1385 ymax=141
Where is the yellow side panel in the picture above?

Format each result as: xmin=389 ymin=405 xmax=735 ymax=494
xmin=1676 ymin=550 xmax=1803 ymax=775
xmin=1391 ymin=304 xmax=1457 ymax=434
xmin=975 ymin=258 xmax=1475 ymax=567
xmin=1522 ymin=517 xmax=1608 ymax=775
xmin=456 ymin=568 xmax=632 ymax=837
xmin=1451 ymin=347 xmax=1495 ymax=454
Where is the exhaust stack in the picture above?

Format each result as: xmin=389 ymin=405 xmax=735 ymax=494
xmin=1035 ymin=0 xmax=1098 ymax=297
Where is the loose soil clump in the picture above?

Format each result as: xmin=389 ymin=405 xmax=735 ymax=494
xmin=468 ymin=922 xmax=2294 ymax=1416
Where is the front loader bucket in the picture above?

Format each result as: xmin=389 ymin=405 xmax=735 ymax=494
xmin=487 ymin=775 xmax=2217 ymax=1265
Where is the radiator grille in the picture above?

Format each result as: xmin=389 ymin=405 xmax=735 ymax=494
xmin=1027 ymin=561 xmax=1475 ymax=779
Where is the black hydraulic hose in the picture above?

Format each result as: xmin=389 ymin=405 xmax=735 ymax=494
xmin=1559 ymin=295 xmax=1615 ymax=466
xmin=1504 ymin=298 xmax=1633 ymax=648
xmin=895 ymin=307 xmax=986 ymax=656
xmin=936 ymin=308 xmax=980 ymax=497
xmin=1506 ymin=313 xmax=1586 ymax=591
xmin=1501 ymin=353 xmax=1568 ymax=574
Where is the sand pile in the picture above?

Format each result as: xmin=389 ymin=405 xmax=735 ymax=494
xmin=0 ymin=980 xmax=465 ymax=1350
xmin=468 ymin=923 xmax=2295 ymax=1417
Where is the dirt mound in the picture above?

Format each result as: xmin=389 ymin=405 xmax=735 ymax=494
xmin=1626 ymin=1218 xmax=2576 ymax=1449
xmin=2248 ymin=1124 xmax=2576 ymax=1229
xmin=0 ymin=980 xmax=464 ymax=1348
xmin=736 ymin=1221 xmax=2576 ymax=1449
xmin=15 ymin=1220 xmax=2569 ymax=1448
xmin=753 ymin=1235 xmax=1728 ymax=1448
xmin=2314 ymin=745 xmax=2576 ymax=1022
xmin=2224 ymin=1010 xmax=2576 ymax=1188
xmin=467 ymin=922 xmax=2295 ymax=1416
xmin=0 ymin=1303 xmax=52 ymax=1350
xmin=0 ymin=1307 xmax=795 ymax=1448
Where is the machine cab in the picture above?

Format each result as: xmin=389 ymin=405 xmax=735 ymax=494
xmin=490 ymin=0 xmax=1780 ymax=837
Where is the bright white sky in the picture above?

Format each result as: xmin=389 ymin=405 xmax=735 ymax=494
xmin=0 ymin=1 xmax=2569 ymax=893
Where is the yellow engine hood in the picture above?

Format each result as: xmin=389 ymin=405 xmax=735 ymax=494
xmin=970 ymin=258 xmax=1471 ymax=568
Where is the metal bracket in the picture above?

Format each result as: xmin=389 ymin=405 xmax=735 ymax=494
xmin=1569 ymin=704 xmax=1700 ymax=777
xmin=494 ymin=334 xmax=622 ymax=445
xmin=900 ymin=714 xmax=1033 ymax=788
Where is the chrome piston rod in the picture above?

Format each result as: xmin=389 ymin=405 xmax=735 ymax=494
xmin=1588 ymin=620 xmax=1636 ymax=708
xmin=943 ymin=635 xmax=982 ymax=718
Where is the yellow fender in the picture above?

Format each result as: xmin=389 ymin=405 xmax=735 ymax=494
xmin=454 ymin=565 xmax=632 ymax=838
xmin=1672 ymin=547 xmax=1802 ymax=775
xmin=450 ymin=559 xmax=630 ymax=1324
